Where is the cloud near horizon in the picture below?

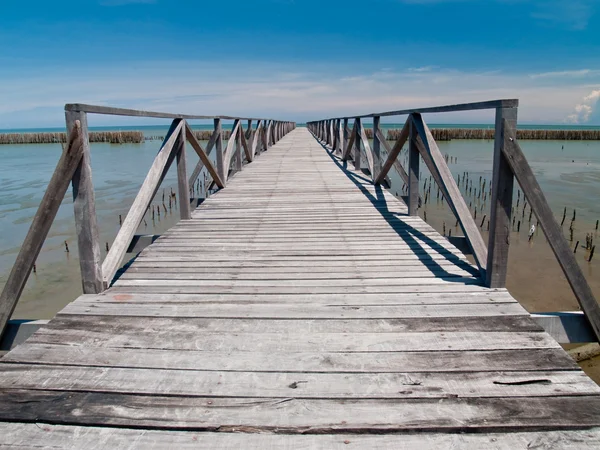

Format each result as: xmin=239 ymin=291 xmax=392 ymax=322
xmin=0 ymin=61 xmax=597 ymax=128
xmin=566 ymin=90 xmax=600 ymax=124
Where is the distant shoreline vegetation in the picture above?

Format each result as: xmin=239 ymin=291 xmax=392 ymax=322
xmin=2 ymin=127 xmax=600 ymax=144
xmin=0 ymin=130 xmax=234 ymax=145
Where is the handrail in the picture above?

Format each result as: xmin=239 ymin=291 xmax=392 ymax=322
xmin=0 ymin=123 xmax=84 ymax=336
xmin=313 ymin=99 xmax=519 ymax=121
xmin=0 ymin=104 xmax=295 ymax=339
xmin=308 ymin=99 xmax=599 ymax=342
xmin=102 ymin=119 xmax=185 ymax=286
xmin=65 ymin=103 xmax=285 ymax=122
xmin=501 ymin=120 xmax=600 ymax=341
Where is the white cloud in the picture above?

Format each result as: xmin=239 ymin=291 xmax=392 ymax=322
xmin=566 ymin=90 xmax=600 ymax=123
xmin=0 ymin=61 xmax=597 ymax=127
xmin=529 ymin=69 xmax=600 ymax=79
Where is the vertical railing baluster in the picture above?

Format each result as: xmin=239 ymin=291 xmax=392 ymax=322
xmin=343 ymin=118 xmax=348 ymax=157
xmin=354 ymin=118 xmax=362 ymax=171
xmin=235 ymin=124 xmax=243 ymax=172
xmin=373 ymin=116 xmax=381 ymax=182
xmin=486 ymin=107 xmax=518 ymax=287
xmin=65 ymin=110 xmax=104 ymax=293
xmin=214 ymin=118 xmax=225 ymax=186
xmin=176 ymin=122 xmax=191 ymax=220
xmin=408 ymin=116 xmax=420 ymax=216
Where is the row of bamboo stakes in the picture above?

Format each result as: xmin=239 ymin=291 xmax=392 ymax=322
xmin=386 ymin=146 xmax=598 ymax=263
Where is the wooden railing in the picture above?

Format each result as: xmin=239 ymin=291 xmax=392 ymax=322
xmin=308 ymin=99 xmax=600 ymax=343
xmin=0 ymin=104 xmax=294 ymax=339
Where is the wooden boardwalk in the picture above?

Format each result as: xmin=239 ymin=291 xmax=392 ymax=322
xmin=1 ymin=127 xmax=600 ymax=447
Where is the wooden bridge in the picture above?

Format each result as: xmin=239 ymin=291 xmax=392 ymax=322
xmin=1 ymin=101 xmax=600 ymax=447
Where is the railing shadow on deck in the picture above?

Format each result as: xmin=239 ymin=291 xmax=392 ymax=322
xmin=308 ymin=99 xmax=600 ymax=343
xmin=316 ymin=138 xmax=481 ymax=283
xmin=0 ymin=103 xmax=295 ymax=342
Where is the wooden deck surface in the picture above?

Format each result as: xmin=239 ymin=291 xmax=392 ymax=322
xmin=1 ymin=128 xmax=599 ymax=448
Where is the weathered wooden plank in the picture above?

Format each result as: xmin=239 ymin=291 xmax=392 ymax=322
xmin=374 ymin=118 xmax=410 ymax=184
xmin=1 ymin=390 xmax=598 ymax=432
xmin=342 ymin=120 xmax=357 ymax=161
xmin=372 ymin=116 xmax=381 ymax=180
xmin=2 ymin=363 xmax=595 ymax=399
xmin=1 ymin=423 xmax=599 ymax=449
xmin=502 ymin=121 xmax=600 ymax=342
xmin=175 ymin=125 xmax=191 ymax=220
xmin=408 ymin=118 xmax=420 ymax=215
xmin=0 ymin=122 xmax=84 ymax=339
xmin=60 ymin=301 xmax=527 ymax=318
xmin=411 ymin=114 xmax=488 ymax=273
xmin=117 ymin=270 xmax=477 ymax=281
xmin=66 ymin=111 xmax=104 ymax=295
xmin=317 ymin=99 xmax=519 ymax=120
xmin=358 ymin=118 xmax=374 ymax=176
xmin=2 ymin=126 xmax=598 ymax=443
xmin=239 ymin=121 xmax=252 ymax=162
xmin=185 ymin=123 xmax=224 ymax=188
xmin=486 ymin=107 xmax=517 ymax=288
xmin=26 ymin=325 xmax=560 ymax=352
xmin=126 ymin=262 xmax=477 ymax=274
xmin=4 ymin=344 xmax=574 ymax=373
xmin=101 ymin=120 xmax=183 ymax=286
xmin=214 ymin=118 xmax=225 ymax=185
xmin=106 ymin=284 xmax=499 ymax=295
xmin=223 ymin=120 xmax=240 ymax=178
xmin=74 ymin=290 xmax=515 ymax=305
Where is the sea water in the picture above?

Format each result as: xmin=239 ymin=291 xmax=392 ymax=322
xmin=0 ymin=124 xmax=599 ymax=318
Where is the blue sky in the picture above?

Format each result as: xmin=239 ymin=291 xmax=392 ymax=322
xmin=1 ymin=0 xmax=600 ymax=127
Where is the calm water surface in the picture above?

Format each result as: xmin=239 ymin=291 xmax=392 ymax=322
xmin=0 ymin=126 xmax=599 ymax=318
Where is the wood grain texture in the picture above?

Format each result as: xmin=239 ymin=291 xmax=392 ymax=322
xmin=411 ymin=114 xmax=488 ymax=273
xmin=502 ymin=121 xmax=600 ymax=341
xmin=0 ymin=122 xmax=84 ymax=339
xmin=0 ymin=127 xmax=597 ymax=445
xmin=408 ymin=119 xmax=420 ymax=216
xmin=175 ymin=125 xmax=191 ymax=220
xmin=375 ymin=117 xmax=410 ymax=184
xmin=66 ymin=111 xmax=104 ymax=295
xmin=101 ymin=119 xmax=183 ymax=285
xmin=486 ymin=107 xmax=517 ymax=288
xmin=185 ymin=123 xmax=224 ymax=188
xmin=214 ymin=118 xmax=225 ymax=185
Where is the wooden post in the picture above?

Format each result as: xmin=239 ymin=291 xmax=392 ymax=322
xmin=246 ymin=119 xmax=252 ymax=140
xmin=176 ymin=124 xmax=191 ymax=220
xmin=0 ymin=123 xmax=84 ymax=340
xmin=101 ymin=120 xmax=183 ymax=285
xmin=337 ymin=119 xmax=343 ymax=154
xmin=266 ymin=120 xmax=273 ymax=148
xmin=372 ymin=116 xmax=382 ymax=181
xmin=486 ymin=107 xmax=518 ymax=288
xmin=235 ymin=124 xmax=243 ymax=171
xmin=65 ymin=110 xmax=104 ymax=294
xmin=354 ymin=118 xmax=362 ymax=171
xmin=342 ymin=118 xmax=349 ymax=157
xmin=330 ymin=120 xmax=334 ymax=147
xmin=502 ymin=122 xmax=600 ymax=341
xmin=408 ymin=118 xmax=420 ymax=216
xmin=214 ymin=118 xmax=225 ymax=186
